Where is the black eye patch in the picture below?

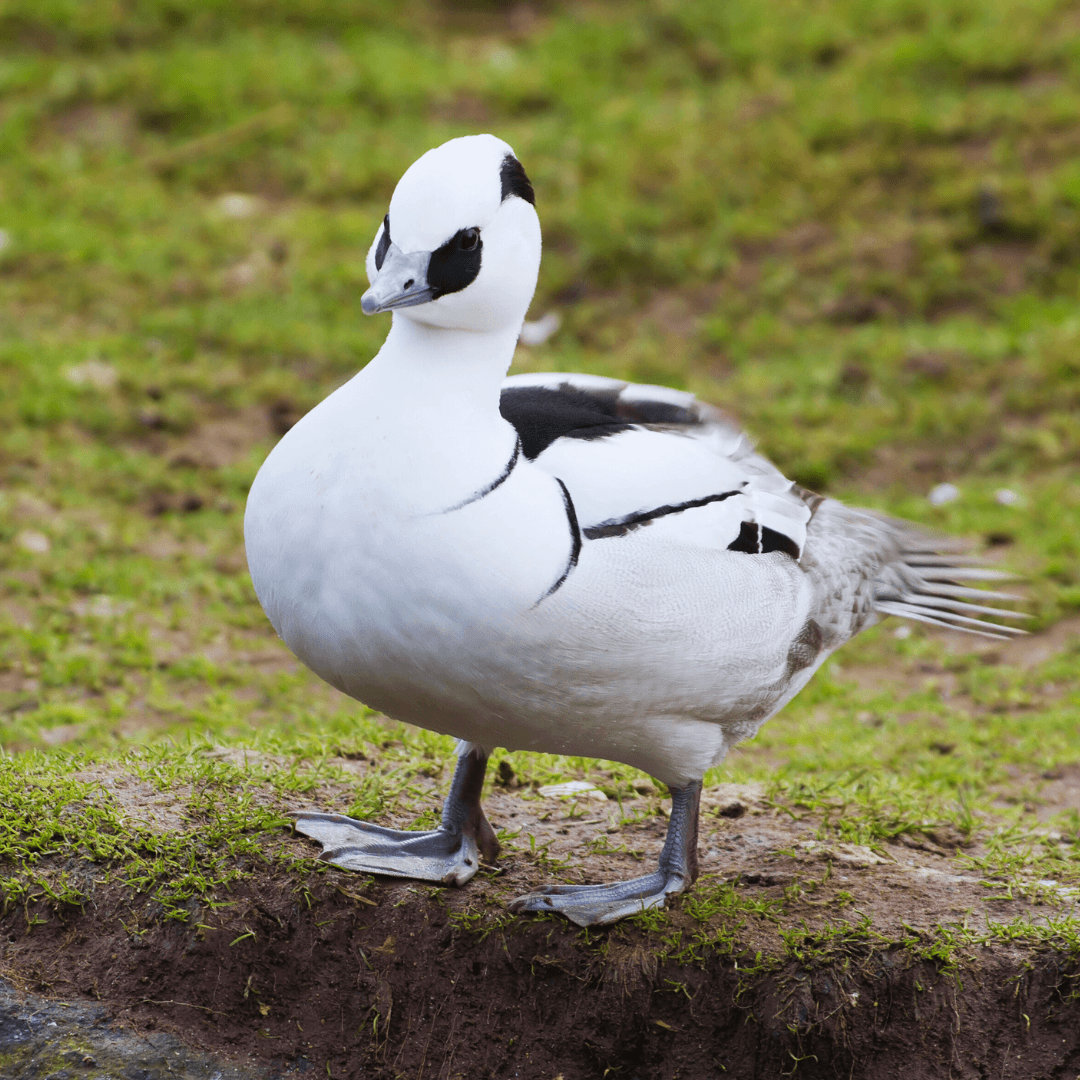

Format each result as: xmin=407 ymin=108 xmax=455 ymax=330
xmin=374 ymin=214 xmax=391 ymax=271
xmin=428 ymin=227 xmax=483 ymax=299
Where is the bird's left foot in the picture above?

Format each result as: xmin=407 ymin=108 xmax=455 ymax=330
xmin=509 ymin=778 xmax=703 ymax=928
xmin=508 ymin=868 xmax=689 ymax=927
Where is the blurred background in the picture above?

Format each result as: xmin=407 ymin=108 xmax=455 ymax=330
xmin=0 ymin=0 xmax=1077 ymax=775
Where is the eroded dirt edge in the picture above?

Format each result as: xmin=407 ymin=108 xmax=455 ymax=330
xmin=1 ymin=775 xmax=1079 ymax=1080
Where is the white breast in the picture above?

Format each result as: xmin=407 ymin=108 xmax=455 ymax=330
xmin=246 ymin=347 xmax=825 ymax=788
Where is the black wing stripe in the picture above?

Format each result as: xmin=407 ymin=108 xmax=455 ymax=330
xmin=727 ymin=521 xmax=801 ymax=560
xmin=727 ymin=521 xmax=760 ymax=553
xmin=583 ymin=489 xmax=743 ymax=540
xmin=535 ymin=478 xmax=581 ymax=605
xmin=761 ymin=525 xmax=801 ymax=559
xmin=441 ymin=438 xmax=521 ymax=513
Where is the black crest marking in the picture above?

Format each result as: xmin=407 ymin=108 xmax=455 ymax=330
xmin=441 ymin=438 xmax=521 ymax=513
xmin=375 ymin=215 xmax=391 ymax=271
xmin=500 ymin=154 xmax=535 ymax=205
xmin=499 ymin=385 xmax=633 ymax=460
xmin=727 ymin=521 xmax=801 ymax=560
xmin=536 ymin=479 xmax=581 ymax=604
xmin=428 ymin=227 xmax=483 ymax=299
xmin=583 ymin=490 xmax=743 ymax=540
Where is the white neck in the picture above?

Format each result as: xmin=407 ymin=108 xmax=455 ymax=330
xmin=347 ymin=315 xmax=522 ymax=509
xmin=374 ymin=314 xmax=519 ymax=412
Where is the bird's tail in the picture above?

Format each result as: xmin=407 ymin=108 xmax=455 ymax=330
xmin=872 ymin=524 xmax=1030 ymax=641
xmin=797 ymin=491 xmax=1029 ymax=643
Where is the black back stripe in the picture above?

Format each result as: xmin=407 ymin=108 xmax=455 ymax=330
xmin=500 ymin=154 xmax=535 ymax=205
xmin=500 ymin=385 xmax=632 ymax=459
xmin=499 ymin=383 xmax=710 ymax=461
xmin=612 ymin=399 xmax=699 ymax=425
xmin=375 ymin=215 xmax=390 ymax=271
xmin=440 ymin=438 xmax=521 ymax=513
xmin=584 ymin=489 xmax=744 ymax=540
xmin=535 ymin=479 xmax=581 ymax=605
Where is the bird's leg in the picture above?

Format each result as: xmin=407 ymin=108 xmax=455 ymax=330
xmin=439 ymin=744 xmax=500 ymax=863
xmin=508 ymin=779 xmax=702 ymax=927
xmin=290 ymin=746 xmax=498 ymax=887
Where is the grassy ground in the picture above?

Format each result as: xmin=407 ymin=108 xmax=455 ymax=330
xmin=0 ymin=0 xmax=1078 ymax=962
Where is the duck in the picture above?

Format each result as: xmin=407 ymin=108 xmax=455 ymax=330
xmin=243 ymin=134 xmax=1026 ymax=927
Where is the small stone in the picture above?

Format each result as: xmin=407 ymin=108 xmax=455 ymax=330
xmin=994 ymin=488 xmax=1020 ymax=506
xmin=537 ymin=780 xmax=606 ymax=800
xmin=893 ymin=625 xmax=911 ymax=640
xmin=928 ymin=482 xmax=959 ymax=506
xmin=66 ymin=359 xmax=117 ymax=389
xmin=71 ymin=595 xmax=132 ymax=618
xmin=487 ymin=45 xmax=517 ymax=72
xmin=225 ymin=260 xmax=258 ymax=289
xmin=17 ymin=530 xmax=50 ymax=553
xmin=223 ymin=250 xmax=270 ymax=290
xmin=216 ymin=192 xmax=262 ymax=218
xmin=518 ymin=312 xmax=561 ymax=347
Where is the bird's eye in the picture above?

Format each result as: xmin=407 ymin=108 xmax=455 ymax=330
xmin=459 ymin=228 xmax=479 ymax=251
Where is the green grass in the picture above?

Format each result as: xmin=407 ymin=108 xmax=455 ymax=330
xmin=1 ymin=0 xmax=1079 ymax=956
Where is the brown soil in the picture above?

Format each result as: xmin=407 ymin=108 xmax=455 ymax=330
xmin=2 ymin=776 xmax=1078 ymax=1079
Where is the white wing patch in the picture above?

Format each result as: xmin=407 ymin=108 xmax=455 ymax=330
xmin=503 ymin=372 xmax=811 ymax=556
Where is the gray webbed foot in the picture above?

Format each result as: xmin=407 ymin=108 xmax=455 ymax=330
xmin=508 ymin=868 xmax=688 ymax=927
xmin=509 ymin=779 xmax=702 ymax=928
xmin=290 ymin=746 xmax=498 ymax=888
xmin=290 ymin=812 xmax=482 ymax=886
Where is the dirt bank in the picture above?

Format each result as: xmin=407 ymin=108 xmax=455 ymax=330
xmin=1 ymin=776 xmax=1077 ymax=1079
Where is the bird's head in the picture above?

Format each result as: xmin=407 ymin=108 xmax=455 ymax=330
xmin=361 ymin=134 xmax=541 ymax=334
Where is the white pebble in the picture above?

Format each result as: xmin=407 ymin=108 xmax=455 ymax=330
xmin=538 ymin=780 xmax=607 ymax=801
xmin=17 ymin=530 xmax=50 ymax=554
xmin=995 ymin=488 xmax=1020 ymax=506
xmin=487 ymin=45 xmax=517 ymax=72
xmin=216 ymin=193 xmax=262 ymax=219
xmin=893 ymin=625 xmax=912 ymax=640
xmin=66 ymin=359 xmax=117 ymax=389
xmin=928 ymin=482 xmax=959 ymax=506
xmin=518 ymin=312 xmax=562 ymax=347
xmin=71 ymin=595 xmax=133 ymax=618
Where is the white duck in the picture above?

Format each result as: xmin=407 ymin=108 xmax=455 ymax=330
xmin=244 ymin=134 xmax=1025 ymax=927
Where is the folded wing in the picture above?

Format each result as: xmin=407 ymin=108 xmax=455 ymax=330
xmin=500 ymin=373 xmax=811 ymax=557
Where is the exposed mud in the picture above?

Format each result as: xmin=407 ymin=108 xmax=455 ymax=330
xmin=2 ymin=776 xmax=1078 ymax=1079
